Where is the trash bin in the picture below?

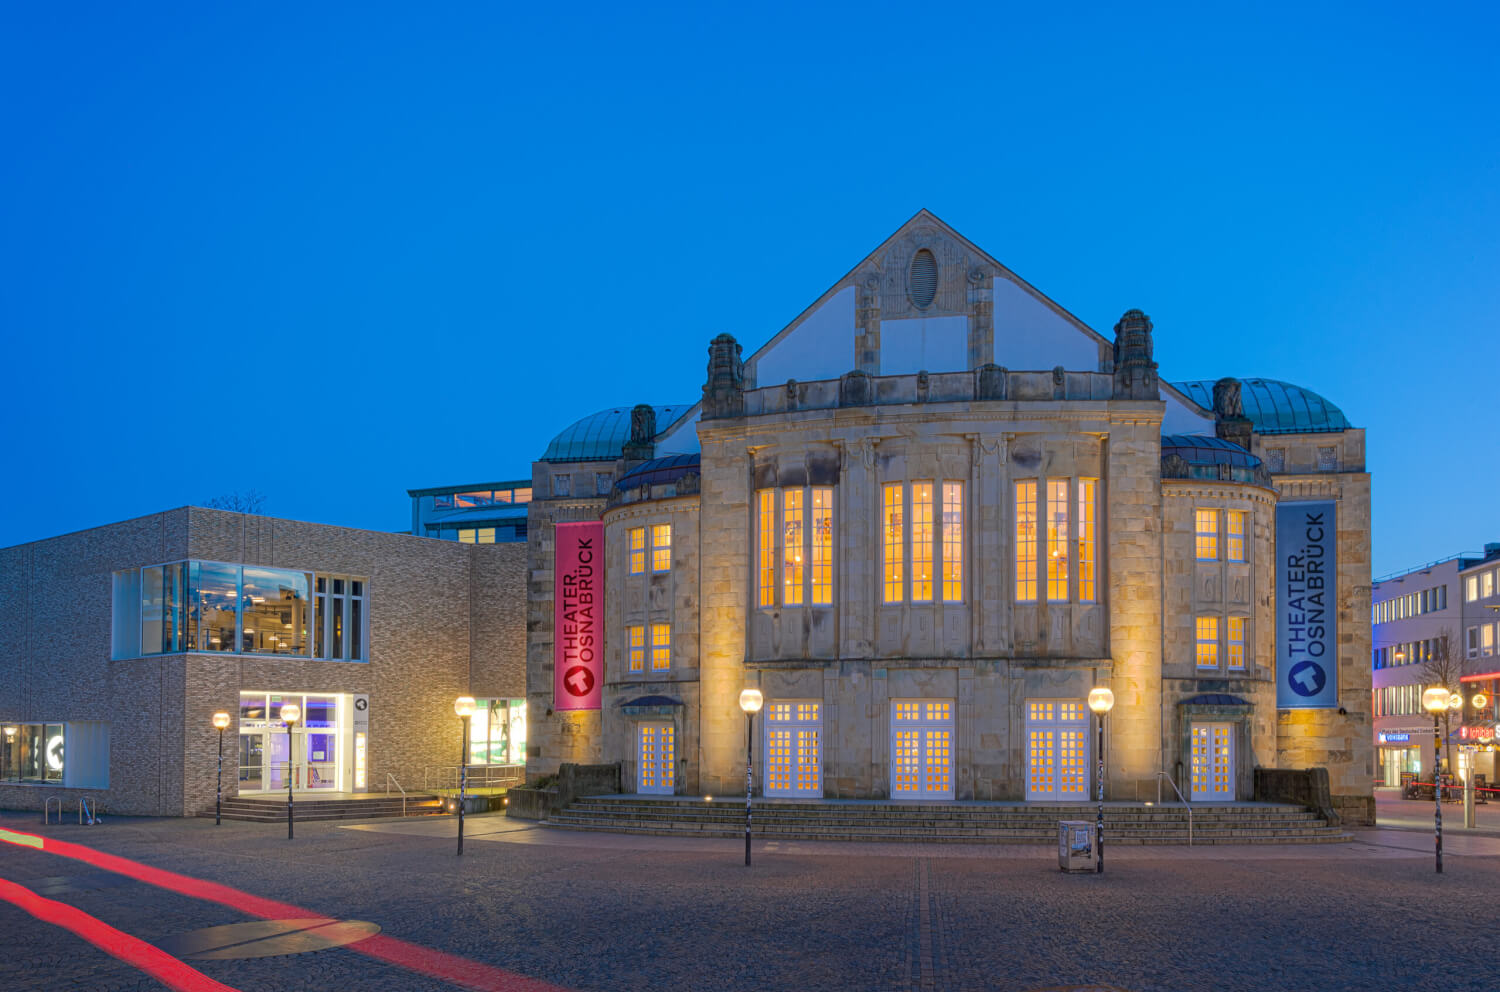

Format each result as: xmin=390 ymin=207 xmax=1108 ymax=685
xmin=1058 ymin=820 xmax=1095 ymax=872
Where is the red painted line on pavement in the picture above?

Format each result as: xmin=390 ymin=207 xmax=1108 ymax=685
xmin=0 ymin=827 xmax=568 ymax=992
xmin=0 ymin=875 xmax=242 ymax=992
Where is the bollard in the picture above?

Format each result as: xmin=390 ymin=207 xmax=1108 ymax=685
xmin=1465 ymin=776 xmax=1476 ymax=829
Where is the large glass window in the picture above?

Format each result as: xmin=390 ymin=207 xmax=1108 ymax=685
xmin=757 ymin=492 xmax=776 ymax=607
xmin=651 ymin=623 xmax=671 ymax=670
xmin=1076 ymin=480 xmax=1096 ymax=604
xmin=314 ymin=576 xmax=368 ymax=661
xmin=1015 ymin=481 xmax=1037 ymax=602
xmin=1 ymin=723 xmax=64 ymax=783
xmin=141 ymin=563 xmax=185 ymax=655
xmin=241 ymin=567 xmax=311 ymax=655
xmin=651 ymin=524 xmax=672 ymax=572
xmin=1196 ymin=617 xmax=1219 ymax=668
xmin=190 ymin=560 xmax=241 ymax=652
xmin=1195 ymin=509 xmax=1219 ymax=561
xmin=783 ymin=489 xmax=805 ymax=606
xmin=628 ymin=625 xmax=645 ymax=672
xmin=468 ymin=698 xmax=527 ymax=764
xmin=911 ymin=483 xmax=934 ymax=602
xmin=812 ymin=488 xmax=834 ymax=605
xmin=1046 ymin=480 xmax=1070 ymax=601
xmin=884 ymin=483 xmax=904 ymax=603
xmin=629 ymin=527 xmax=646 ymax=574
xmin=1228 ymin=617 xmax=1246 ymax=669
xmin=1227 ymin=511 xmax=1247 ymax=563
xmin=942 ymin=483 xmax=963 ymax=603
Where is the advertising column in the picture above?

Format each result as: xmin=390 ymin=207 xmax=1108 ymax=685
xmin=1276 ymin=501 xmax=1338 ymax=709
xmin=554 ymin=522 xmax=604 ymax=711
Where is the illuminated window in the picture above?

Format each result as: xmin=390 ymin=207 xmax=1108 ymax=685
xmin=1228 ymin=617 xmax=1245 ymax=669
xmin=1077 ymin=479 xmax=1096 ymax=603
xmin=651 ymin=623 xmax=671 ymax=670
xmin=1227 ymin=511 xmax=1246 ymax=563
xmin=1195 ymin=509 xmax=1219 ymax=561
xmin=628 ymin=625 xmax=644 ymax=672
xmin=911 ymin=482 xmax=934 ymax=602
xmin=629 ymin=527 xmax=646 ymax=574
xmin=757 ymin=490 xmax=775 ymax=608
xmin=783 ymin=489 xmax=805 ymax=606
xmin=812 ymin=487 xmax=833 ymax=605
xmin=1046 ymin=479 xmax=1069 ymax=601
xmin=1015 ymin=481 xmax=1037 ymax=601
xmin=942 ymin=482 xmax=962 ymax=602
xmin=1484 ymin=624 xmax=1495 ymax=657
xmin=1485 ymin=571 xmax=1495 ymax=599
xmin=884 ymin=484 xmax=904 ymax=603
xmin=1466 ymin=575 xmax=1478 ymax=602
xmin=651 ymin=524 xmax=671 ymax=572
xmin=1196 ymin=616 xmax=1219 ymax=668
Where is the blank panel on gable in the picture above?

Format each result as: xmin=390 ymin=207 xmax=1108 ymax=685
xmin=751 ymin=287 xmax=855 ymax=388
xmin=993 ymin=278 xmax=1101 ymax=371
xmin=880 ymin=316 xmax=968 ymax=375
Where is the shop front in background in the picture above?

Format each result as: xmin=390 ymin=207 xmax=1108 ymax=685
xmin=238 ymin=692 xmax=364 ymax=794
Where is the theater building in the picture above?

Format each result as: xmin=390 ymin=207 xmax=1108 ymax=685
xmin=0 ymin=507 xmax=525 ymax=816
xmin=526 ymin=211 xmax=1375 ymax=823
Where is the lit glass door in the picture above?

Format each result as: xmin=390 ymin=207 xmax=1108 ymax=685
xmin=890 ymin=700 xmax=954 ymax=800
xmin=1190 ymin=723 xmax=1234 ymax=800
xmin=638 ymin=723 xmax=675 ymax=795
xmin=238 ymin=733 xmax=264 ymax=791
xmin=1025 ymin=700 xmax=1089 ymax=801
xmin=267 ymin=731 xmax=296 ymax=791
xmin=306 ymin=732 xmax=338 ymax=790
xmin=765 ymin=701 xmax=822 ymax=797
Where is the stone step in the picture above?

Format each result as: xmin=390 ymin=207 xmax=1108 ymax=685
xmin=201 ymin=795 xmax=445 ymax=822
xmin=543 ymin=820 xmax=1353 ymax=845
xmin=547 ymin=796 xmax=1348 ymax=845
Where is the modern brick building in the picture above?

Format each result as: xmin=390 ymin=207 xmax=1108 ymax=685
xmin=525 ymin=211 xmax=1376 ymax=823
xmin=0 ymin=507 xmax=525 ymax=816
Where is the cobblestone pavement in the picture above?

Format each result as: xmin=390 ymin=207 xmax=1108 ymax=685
xmin=0 ymin=809 xmax=1496 ymax=992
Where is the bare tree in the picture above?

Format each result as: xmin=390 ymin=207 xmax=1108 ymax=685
xmin=202 ymin=490 xmax=266 ymax=514
xmin=1420 ymin=630 xmax=1465 ymax=781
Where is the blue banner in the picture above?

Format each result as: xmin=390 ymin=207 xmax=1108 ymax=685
xmin=1276 ymin=501 xmax=1337 ymax=709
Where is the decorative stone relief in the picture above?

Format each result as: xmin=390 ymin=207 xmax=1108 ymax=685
xmin=877 ymin=227 xmax=973 ymax=317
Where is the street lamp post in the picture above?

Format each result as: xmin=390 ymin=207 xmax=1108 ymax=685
xmin=1422 ymin=686 xmax=1451 ymax=873
xmin=4 ymin=725 xmax=15 ymax=781
xmin=454 ymin=696 xmax=476 ymax=856
xmin=212 ymin=711 xmax=231 ymax=826
xmin=738 ymin=688 xmax=764 ymax=867
xmin=281 ymin=702 xmax=301 ymax=840
xmin=1087 ymin=686 xmax=1115 ymax=874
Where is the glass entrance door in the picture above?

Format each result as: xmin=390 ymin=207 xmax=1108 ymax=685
xmin=268 ymin=730 xmax=295 ymax=791
xmin=238 ymin=733 xmax=265 ymax=791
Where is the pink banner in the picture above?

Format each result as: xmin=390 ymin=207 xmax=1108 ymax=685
xmin=554 ymin=521 xmax=604 ymax=711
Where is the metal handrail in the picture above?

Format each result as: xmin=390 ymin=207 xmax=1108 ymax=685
xmin=1157 ymin=771 xmax=1193 ymax=847
xmin=424 ymin=764 xmax=525 ymax=793
xmin=385 ymin=773 xmax=406 ymax=817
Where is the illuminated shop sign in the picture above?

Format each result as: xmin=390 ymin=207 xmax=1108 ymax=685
xmin=1379 ymin=733 xmax=1411 ymax=743
xmin=554 ymin=522 xmax=604 ymax=711
xmin=1276 ymin=501 xmax=1337 ymax=709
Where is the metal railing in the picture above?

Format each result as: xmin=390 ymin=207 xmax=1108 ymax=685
xmin=385 ymin=773 xmax=407 ymax=817
xmin=43 ymin=796 xmax=62 ymax=825
xmin=1156 ymin=771 xmax=1193 ymax=846
xmin=424 ymin=764 xmax=525 ymax=794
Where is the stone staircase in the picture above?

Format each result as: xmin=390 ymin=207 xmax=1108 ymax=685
xmin=203 ymin=794 xmax=446 ymax=823
xmin=545 ymin=796 xmax=1351 ymax=844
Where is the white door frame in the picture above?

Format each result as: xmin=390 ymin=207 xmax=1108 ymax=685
xmin=637 ymin=722 xmax=676 ymax=795
xmin=1024 ymin=699 xmax=1090 ymax=801
xmin=1190 ymin=722 xmax=1234 ymax=800
xmin=764 ymin=700 xmax=822 ymax=798
xmin=890 ymin=699 xmax=955 ymax=800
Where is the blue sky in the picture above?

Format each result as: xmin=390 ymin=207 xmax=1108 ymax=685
xmin=1 ymin=2 xmax=1495 ymax=575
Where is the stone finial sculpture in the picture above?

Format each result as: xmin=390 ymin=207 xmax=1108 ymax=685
xmin=1212 ymin=376 xmax=1253 ymax=452
xmin=623 ymin=403 xmax=657 ymax=461
xmin=1112 ymin=309 xmax=1159 ymax=400
xmin=702 ymin=333 xmax=745 ymax=420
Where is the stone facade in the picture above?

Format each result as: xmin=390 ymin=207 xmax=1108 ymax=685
xmin=0 ymin=507 xmax=526 ymax=816
xmin=524 ymin=211 xmax=1375 ymax=824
